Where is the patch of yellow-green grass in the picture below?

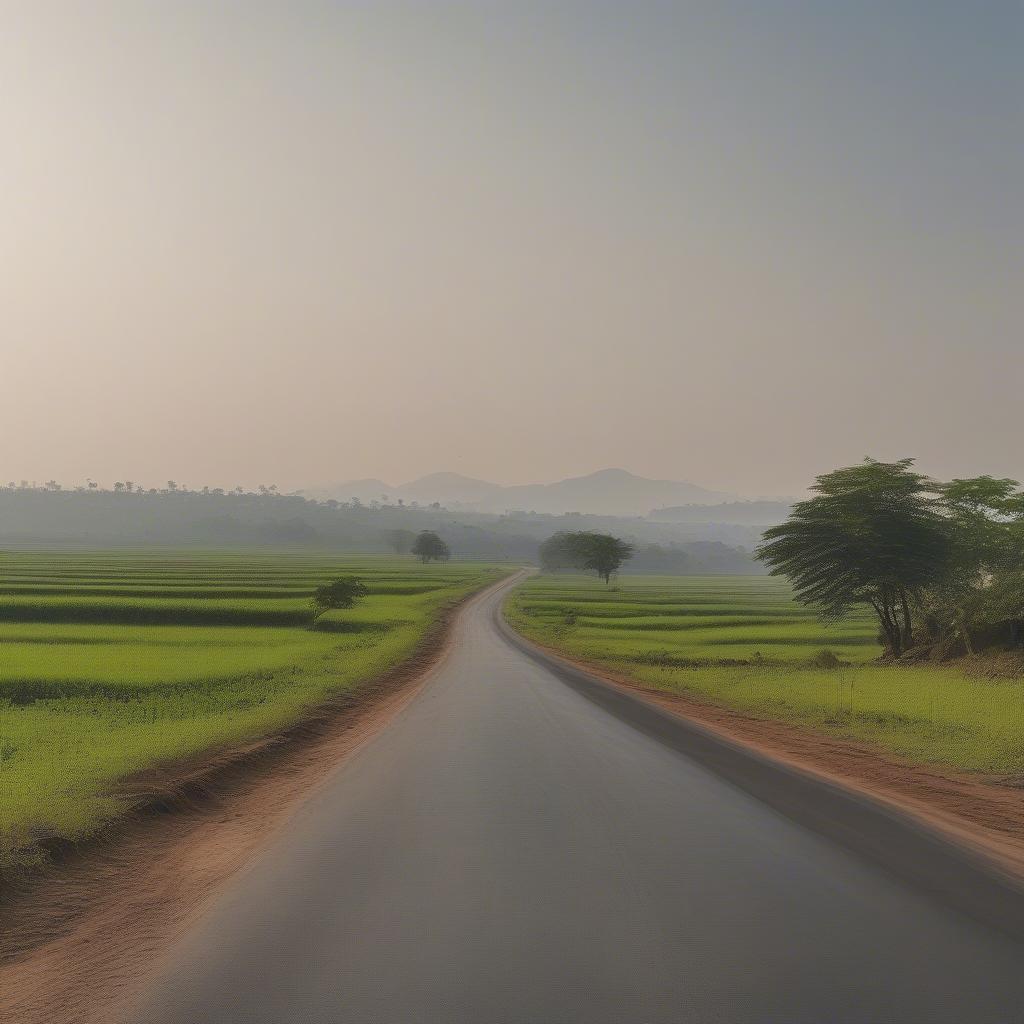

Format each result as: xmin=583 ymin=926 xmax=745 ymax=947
xmin=507 ymin=574 xmax=1024 ymax=775
xmin=0 ymin=553 xmax=508 ymax=873
xmin=617 ymin=662 xmax=1024 ymax=775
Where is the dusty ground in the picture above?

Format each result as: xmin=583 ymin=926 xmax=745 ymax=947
xmin=0 ymin=576 xmax=515 ymax=1024
xmin=540 ymin=644 xmax=1024 ymax=880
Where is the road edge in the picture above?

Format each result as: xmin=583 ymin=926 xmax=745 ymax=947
xmin=495 ymin=598 xmax=1024 ymax=943
xmin=0 ymin=570 xmax=523 ymax=1024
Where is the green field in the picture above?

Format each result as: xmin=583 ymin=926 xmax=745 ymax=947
xmin=507 ymin=575 xmax=1024 ymax=776
xmin=0 ymin=552 xmax=506 ymax=873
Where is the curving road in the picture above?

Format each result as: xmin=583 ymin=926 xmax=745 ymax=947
xmin=135 ymin=576 xmax=1024 ymax=1023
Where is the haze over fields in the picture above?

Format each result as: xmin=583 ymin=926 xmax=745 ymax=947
xmin=307 ymin=468 xmax=738 ymax=516
xmin=2 ymin=3 xmax=1021 ymax=496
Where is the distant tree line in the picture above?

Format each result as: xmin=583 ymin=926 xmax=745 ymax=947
xmin=758 ymin=459 xmax=1024 ymax=658
xmin=0 ymin=482 xmax=758 ymax=572
xmin=0 ymin=478 xmax=447 ymax=510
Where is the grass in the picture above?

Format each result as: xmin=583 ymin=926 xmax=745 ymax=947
xmin=506 ymin=574 xmax=1024 ymax=776
xmin=0 ymin=552 xmax=507 ymax=873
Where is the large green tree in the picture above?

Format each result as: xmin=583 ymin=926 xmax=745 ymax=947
xmin=412 ymin=530 xmax=451 ymax=563
xmin=757 ymin=459 xmax=949 ymax=656
xmin=539 ymin=530 xmax=634 ymax=584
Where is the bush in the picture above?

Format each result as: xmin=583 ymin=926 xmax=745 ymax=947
xmin=808 ymin=648 xmax=843 ymax=669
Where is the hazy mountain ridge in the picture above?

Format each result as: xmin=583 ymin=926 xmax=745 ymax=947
xmin=648 ymin=500 xmax=793 ymax=526
xmin=309 ymin=468 xmax=733 ymax=516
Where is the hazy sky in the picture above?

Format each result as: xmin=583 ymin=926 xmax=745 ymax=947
xmin=1 ymin=2 xmax=1020 ymax=496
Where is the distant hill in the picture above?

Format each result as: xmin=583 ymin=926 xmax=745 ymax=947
xmin=494 ymin=469 xmax=731 ymax=516
xmin=304 ymin=472 xmax=499 ymax=507
xmin=310 ymin=468 xmax=732 ymax=517
xmin=396 ymin=472 xmax=502 ymax=505
xmin=648 ymin=500 xmax=793 ymax=526
xmin=319 ymin=478 xmax=394 ymax=503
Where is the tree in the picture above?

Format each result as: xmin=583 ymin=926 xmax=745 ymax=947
xmin=925 ymin=476 xmax=1024 ymax=653
xmin=539 ymin=532 xmax=579 ymax=572
xmin=539 ymin=530 xmax=634 ymax=583
xmin=575 ymin=532 xmax=634 ymax=583
xmin=412 ymin=530 xmax=451 ymax=563
xmin=757 ymin=459 xmax=949 ymax=656
xmin=384 ymin=528 xmax=415 ymax=555
xmin=311 ymin=576 xmax=368 ymax=623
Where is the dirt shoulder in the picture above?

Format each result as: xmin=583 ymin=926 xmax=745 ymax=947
xmin=0 ymin=573 xmax=518 ymax=1024
xmin=523 ymin=638 xmax=1024 ymax=882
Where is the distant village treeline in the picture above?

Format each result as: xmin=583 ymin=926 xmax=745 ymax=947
xmin=0 ymin=482 xmax=762 ymax=573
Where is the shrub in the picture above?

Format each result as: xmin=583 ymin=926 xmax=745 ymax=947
xmin=808 ymin=648 xmax=843 ymax=669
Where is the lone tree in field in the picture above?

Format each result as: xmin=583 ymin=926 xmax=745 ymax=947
xmin=310 ymin=576 xmax=369 ymax=624
xmin=540 ymin=530 xmax=634 ymax=584
xmin=576 ymin=532 xmax=634 ymax=584
xmin=757 ymin=459 xmax=948 ymax=656
xmin=384 ymin=528 xmax=415 ymax=555
xmin=412 ymin=530 xmax=451 ymax=563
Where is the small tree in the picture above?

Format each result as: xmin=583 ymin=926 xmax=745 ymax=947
xmin=539 ymin=530 xmax=633 ymax=583
xmin=539 ymin=532 xmax=579 ymax=572
xmin=384 ymin=528 xmax=415 ymax=555
xmin=412 ymin=530 xmax=451 ymax=563
xmin=311 ymin=576 xmax=368 ymax=624
xmin=574 ymin=532 xmax=634 ymax=584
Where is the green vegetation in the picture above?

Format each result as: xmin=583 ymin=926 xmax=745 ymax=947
xmin=0 ymin=552 xmax=505 ymax=873
xmin=760 ymin=459 xmax=1024 ymax=658
xmin=507 ymin=574 xmax=1024 ymax=775
xmin=412 ymin=530 xmax=451 ymax=563
xmin=0 ymin=482 xmax=761 ymax=572
xmin=311 ymin=577 xmax=369 ymax=622
xmin=539 ymin=531 xmax=635 ymax=583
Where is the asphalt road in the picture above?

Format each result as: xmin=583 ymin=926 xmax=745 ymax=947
xmin=136 ymin=577 xmax=1024 ymax=1023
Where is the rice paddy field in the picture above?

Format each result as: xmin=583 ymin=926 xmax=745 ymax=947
xmin=506 ymin=575 xmax=1024 ymax=776
xmin=0 ymin=552 xmax=507 ymax=873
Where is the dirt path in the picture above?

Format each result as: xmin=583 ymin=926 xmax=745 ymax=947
xmin=0 ymin=573 xmax=519 ymax=1024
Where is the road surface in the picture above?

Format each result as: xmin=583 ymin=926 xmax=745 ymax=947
xmin=136 ymin=577 xmax=1024 ymax=1023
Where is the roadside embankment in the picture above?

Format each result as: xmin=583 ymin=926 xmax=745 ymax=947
xmin=503 ymin=576 xmax=1024 ymax=886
